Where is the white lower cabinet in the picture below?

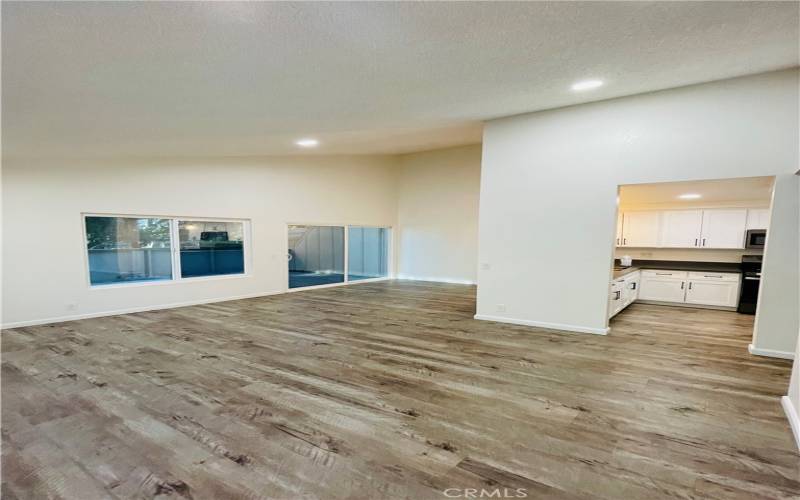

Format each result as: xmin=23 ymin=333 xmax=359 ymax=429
xmin=608 ymin=280 xmax=623 ymax=318
xmin=638 ymin=270 xmax=687 ymax=303
xmin=684 ymin=272 xmax=740 ymax=307
xmin=609 ymin=270 xmax=641 ymax=319
xmin=622 ymin=271 xmax=640 ymax=307
xmin=638 ymin=269 xmax=740 ymax=308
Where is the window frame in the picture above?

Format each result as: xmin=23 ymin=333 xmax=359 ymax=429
xmin=285 ymin=223 xmax=392 ymax=292
xmin=81 ymin=213 xmax=252 ymax=289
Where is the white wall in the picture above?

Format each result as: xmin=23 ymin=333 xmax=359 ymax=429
xmin=396 ymin=144 xmax=481 ymax=283
xmin=783 ymin=174 xmax=800 ymax=450
xmin=477 ymin=70 xmax=799 ymax=343
xmin=1 ymin=156 xmax=399 ymax=327
xmin=753 ymin=174 xmax=800 ymax=356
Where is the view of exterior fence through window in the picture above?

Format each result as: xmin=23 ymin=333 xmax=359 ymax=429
xmin=85 ymin=216 xmax=173 ymax=285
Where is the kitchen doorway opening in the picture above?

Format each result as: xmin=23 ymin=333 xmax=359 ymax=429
xmin=607 ymin=176 xmax=783 ymax=357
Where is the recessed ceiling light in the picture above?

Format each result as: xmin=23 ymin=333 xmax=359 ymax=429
xmin=295 ymin=138 xmax=319 ymax=148
xmin=678 ymin=193 xmax=702 ymax=200
xmin=571 ymin=79 xmax=604 ymax=91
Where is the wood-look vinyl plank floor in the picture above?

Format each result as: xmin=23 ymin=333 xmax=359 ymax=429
xmin=2 ymin=280 xmax=798 ymax=499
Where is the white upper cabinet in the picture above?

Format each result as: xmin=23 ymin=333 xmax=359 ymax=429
xmin=699 ymin=209 xmax=747 ymax=249
xmin=616 ymin=207 xmax=757 ymax=249
xmin=746 ymin=208 xmax=770 ymax=230
xmin=621 ymin=211 xmax=661 ymax=247
xmin=660 ymin=210 xmax=703 ymax=248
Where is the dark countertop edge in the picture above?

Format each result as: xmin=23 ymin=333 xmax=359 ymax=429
xmin=612 ymin=260 xmax=743 ymax=280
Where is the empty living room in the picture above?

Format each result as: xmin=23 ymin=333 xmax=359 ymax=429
xmin=3 ymin=2 xmax=800 ymax=499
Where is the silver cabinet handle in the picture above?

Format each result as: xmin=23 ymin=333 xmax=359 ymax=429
xmin=694 ymin=238 xmax=698 ymax=246
xmin=703 ymin=275 xmax=722 ymax=278
xmin=702 ymin=238 xmax=707 ymax=247
xmin=681 ymin=282 xmax=685 ymax=289
xmin=745 ymin=277 xmax=760 ymax=281
xmin=688 ymin=282 xmax=693 ymax=290
xmin=623 ymin=238 xmax=627 ymax=245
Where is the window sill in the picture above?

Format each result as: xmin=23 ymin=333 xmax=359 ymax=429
xmin=89 ymin=273 xmax=252 ymax=290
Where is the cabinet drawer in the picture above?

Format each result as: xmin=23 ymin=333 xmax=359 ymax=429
xmin=688 ymin=271 xmax=740 ymax=282
xmin=641 ymin=270 xmax=688 ymax=279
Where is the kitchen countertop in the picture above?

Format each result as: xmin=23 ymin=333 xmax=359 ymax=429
xmin=612 ymin=260 xmax=742 ymax=280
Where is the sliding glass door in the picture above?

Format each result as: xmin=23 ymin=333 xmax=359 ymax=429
xmin=288 ymin=225 xmax=345 ymax=288
xmin=288 ymin=225 xmax=390 ymax=289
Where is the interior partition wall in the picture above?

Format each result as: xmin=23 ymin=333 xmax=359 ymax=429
xmin=288 ymin=224 xmax=390 ymax=289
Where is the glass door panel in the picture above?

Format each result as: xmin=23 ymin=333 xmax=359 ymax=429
xmin=348 ymin=227 xmax=389 ymax=281
xmin=288 ymin=225 xmax=345 ymax=288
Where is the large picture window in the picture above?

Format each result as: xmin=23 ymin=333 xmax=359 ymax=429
xmin=85 ymin=216 xmax=173 ymax=285
xmin=84 ymin=214 xmax=248 ymax=287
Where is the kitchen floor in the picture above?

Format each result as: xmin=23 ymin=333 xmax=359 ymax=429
xmin=2 ymin=281 xmax=797 ymax=499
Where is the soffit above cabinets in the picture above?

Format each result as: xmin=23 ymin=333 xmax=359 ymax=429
xmin=619 ymin=176 xmax=774 ymax=209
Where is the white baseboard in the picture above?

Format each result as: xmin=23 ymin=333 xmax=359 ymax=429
xmin=748 ymin=343 xmax=796 ymax=360
xmin=474 ymin=314 xmax=609 ymax=335
xmin=1 ymin=290 xmax=285 ymax=330
xmin=396 ymin=275 xmax=476 ymax=285
xmin=781 ymin=396 xmax=800 ymax=451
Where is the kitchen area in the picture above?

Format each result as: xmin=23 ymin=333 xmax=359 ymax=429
xmin=608 ymin=177 xmax=772 ymax=323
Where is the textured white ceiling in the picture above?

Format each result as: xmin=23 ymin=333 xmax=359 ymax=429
xmin=620 ymin=176 xmax=775 ymax=205
xmin=3 ymin=2 xmax=798 ymax=158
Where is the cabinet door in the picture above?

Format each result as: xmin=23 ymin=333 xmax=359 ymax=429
xmin=660 ymin=210 xmax=703 ymax=248
xmin=615 ymin=212 xmax=624 ymax=247
xmin=621 ymin=211 xmax=661 ymax=247
xmin=608 ymin=282 xmax=623 ymax=319
xmin=639 ymin=275 xmax=686 ymax=303
xmin=623 ymin=272 xmax=640 ymax=305
xmin=746 ymin=208 xmax=770 ymax=230
xmin=685 ymin=280 xmax=740 ymax=307
xmin=630 ymin=273 xmax=640 ymax=302
xmin=700 ymin=209 xmax=747 ymax=249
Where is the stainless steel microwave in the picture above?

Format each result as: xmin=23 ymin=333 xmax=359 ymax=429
xmin=745 ymin=229 xmax=766 ymax=249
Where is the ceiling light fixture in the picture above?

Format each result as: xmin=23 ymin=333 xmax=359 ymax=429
xmin=295 ymin=138 xmax=319 ymax=148
xmin=571 ymin=79 xmax=604 ymax=91
xmin=678 ymin=193 xmax=702 ymax=200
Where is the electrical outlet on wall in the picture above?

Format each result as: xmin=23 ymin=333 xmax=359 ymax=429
xmin=66 ymin=302 xmax=77 ymax=311
xmin=480 ymin=263 xmax=491 ymax=270
xmin=496 ymin=304 xmax=506 ymax=313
